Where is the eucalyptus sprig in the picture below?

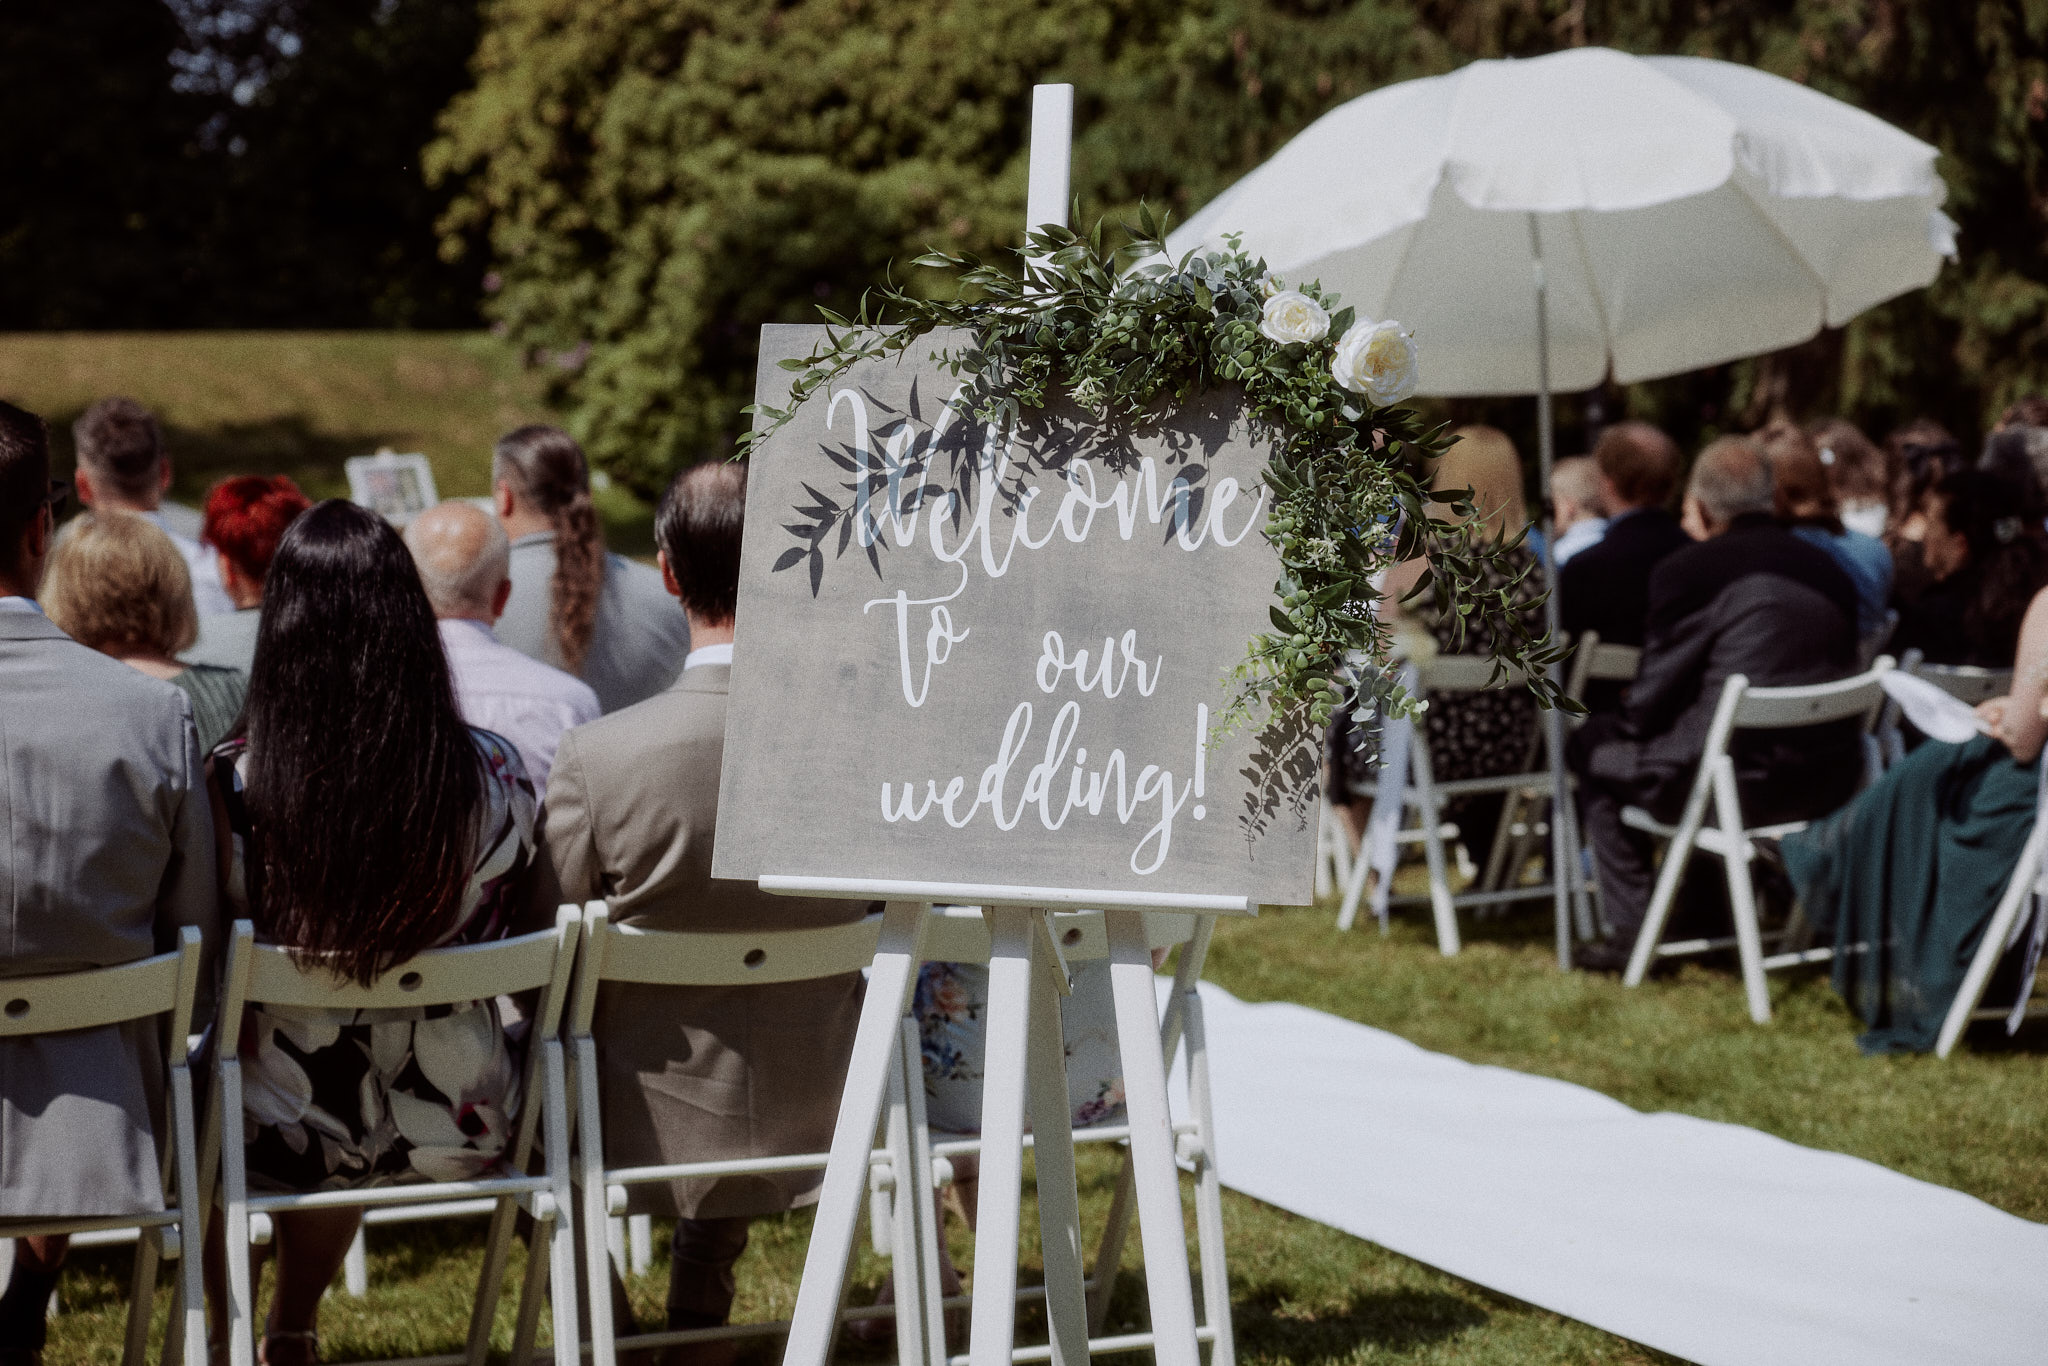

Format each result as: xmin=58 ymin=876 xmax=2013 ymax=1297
xmin=741 ymin=205 xmax=1572 ymax=766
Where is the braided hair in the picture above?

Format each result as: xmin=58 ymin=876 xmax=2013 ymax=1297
xmin=492 ymin=425 xmax=604 ymax=672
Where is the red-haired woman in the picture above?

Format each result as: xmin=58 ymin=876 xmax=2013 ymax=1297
xmin=187 ymin=475 xmax=311 ymax=673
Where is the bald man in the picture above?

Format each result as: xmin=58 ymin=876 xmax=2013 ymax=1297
xmin=405 ymin=501 xmax=599 ymax=798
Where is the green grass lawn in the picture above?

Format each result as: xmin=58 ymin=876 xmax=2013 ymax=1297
xmin=39 ymin=895 xmax=2045 ymax=1366
xmin=0 ymin=332 xmax=660 ymax=555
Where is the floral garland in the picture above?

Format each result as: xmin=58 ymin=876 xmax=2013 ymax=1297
xmin=741 ymin=208 xmax=1569 ymax=758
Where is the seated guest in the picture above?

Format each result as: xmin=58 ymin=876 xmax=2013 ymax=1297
xmin=0 ymin=401 xmax=217 ymax=1365
xmin=1559 ymin=420 xmax=1690 ymax=649
xmin=205 ymin=500 xmax=542 ymax=1366
xmin=1809 ymin=417 xmax=1893 ymax=539
xmin=70 ymin=397 xmax=234 ymax=616
xmin=403 ymin=501 xmax=599 ymax=799
xmin=1980 ymin=425 xmax=2048 ymax=533
xmin=1548 ymin=455 xmax=1607 ymax=565
xmin=490 ymin=426 xmax=689 ymax=711
xmin=1366 ymin=426 xmax=1548 ymax=863
xmin=41 ymin=510 xmax=247 ymax=751
xmin=1884 ymin=417 xmax=1966 ymax=612
xmin=1568 ymin=437 xmax=1862 ymax=973
xmin=1892 ymin=468 xmax=2048 ymax=668
xmin=184 ymin=475 xmax=310 ymax=674
xmin=1782 ymin=585 xmax=2048 ymax=1052
xmin=1756 ymin=422 xmax=1893 ymax=639
xmin=532 ymin=462 xmax=862 ymax=1351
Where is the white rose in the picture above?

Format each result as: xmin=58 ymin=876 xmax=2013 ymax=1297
xmin=1330 ymin=319 xmax=1420 ymax=404
xmin=1259 ymin=290 xmax=1329 ymax=346
xmin=1261 ymin=272 xmax=1284 ymax=298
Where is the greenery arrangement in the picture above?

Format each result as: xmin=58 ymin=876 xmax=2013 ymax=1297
xmin=741 ymin=208 xmax=1571 ymax=747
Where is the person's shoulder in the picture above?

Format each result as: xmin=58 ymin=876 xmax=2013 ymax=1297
xmin=466 ymin=725 xmax=536 ymax=790
xmin=572 ymin=680 xmax=711 ymax=751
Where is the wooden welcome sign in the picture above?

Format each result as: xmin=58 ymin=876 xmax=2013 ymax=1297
xmin=714 ymin=323 xmax=1320 ymax=906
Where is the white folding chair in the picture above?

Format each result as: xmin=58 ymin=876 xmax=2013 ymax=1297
xmin=567 ymin=902 xmax=938 ymax=1366
xmin=214 ymin=909 xmax=583 ymax=1366
xmin=1621 ymin=660 xmax=1894 ymax=1023
xmin=889 ymin=906 xmax=1234 ymax=1366
xmin=1936 ymin=766 xmax=2048 ymax=1057
xmin=1337 ymin=656 xmax=1557 ymax=954
xmin=1875 ymin=649 xmax=2014 ymax=768
xmin=1559 ymin=632 xmax=1642 ymax=938
xmin=0 ymin=926 xmax=207 ymax=1366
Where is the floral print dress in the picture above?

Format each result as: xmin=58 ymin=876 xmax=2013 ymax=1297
xmin=215 ymin=730 xmax=540 ymax=1193
xmin=914 ymin=954 xmax=1126 ymax=1135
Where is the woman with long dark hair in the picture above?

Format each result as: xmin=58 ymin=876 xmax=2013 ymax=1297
xmin=1893 ymin=467 xmax=2048 ymax=667
xmin=490 ymin=425 xmax=690 ymax=711
xmin=205 ymin=500 xmax=540 ymax=1365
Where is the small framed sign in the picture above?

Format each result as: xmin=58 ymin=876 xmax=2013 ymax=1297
xmin=345 ymin=450 xmax=439 ymax=526
xmin=713 ymin=325 xmax=1320 ymax=907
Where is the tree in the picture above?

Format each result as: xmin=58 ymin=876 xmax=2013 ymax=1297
xmin=435 ymin=0 xmax=2048 ymax=490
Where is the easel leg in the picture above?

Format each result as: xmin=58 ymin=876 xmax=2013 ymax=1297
xmin=1027 ymin=935 xmax=1088 ymax=1366
xmin=1105 ymin=909 xmax=1201 ymax=1364
xmin=782 ymin=900 xmax=933 ymax=1366
xmin=967 ymin=906 xmax=1035 ymax=1366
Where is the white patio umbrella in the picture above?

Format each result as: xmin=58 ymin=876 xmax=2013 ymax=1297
xmin=1166 ymin=47 xmax=1955 ymax=967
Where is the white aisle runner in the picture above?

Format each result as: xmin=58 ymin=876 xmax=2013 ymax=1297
xmin=1166 ymin=982 xmax=2048 ymax=1366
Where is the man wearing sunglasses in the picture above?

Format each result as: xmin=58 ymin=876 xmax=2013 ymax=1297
xmin=0 ymin=398 xmax=219 ymax=1366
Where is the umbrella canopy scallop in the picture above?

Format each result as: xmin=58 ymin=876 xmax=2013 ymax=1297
xmin=1167 ymin=47 xmax=1955 ymax=395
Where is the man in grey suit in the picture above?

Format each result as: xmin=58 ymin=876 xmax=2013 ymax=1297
xmin=534 ymin=460 xmax=861 ymax=1358
xmin=0 ymin=401 xmax=218 ymax=1365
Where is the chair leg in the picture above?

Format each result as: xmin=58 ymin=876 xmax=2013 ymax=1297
xmin=218 ymin=1060 xmax=258 ymax=1366
xmin=627 ymin=1215 xmax=653 ymax=1278
xmin=1710 ymin=763 xmax=1771 ymax=1023
xmin=576 ymin=1036 xmax=617 ymax=1366
xmin=967 ymin=906 xmax=1037 ymax=1366
xmin=466 ymin=1196 xmax=521 ymax=1366
xmin=1414 ymin=767 xmax=1460 ymax=955
xmin=883 ymin=1025 xmax=930 ymax=1366
xmin=122 ymin=1212 xmax=162 ymax=1366
xmin=172 ymin=1062 xmax=208 ymax=1366
xmin=1624 ymin=790 xmax=1711 ymax=988
xmin=508 ymin=1208 xmax=554 ymax=1366
xmin=342 ymin=1228 xmax=368 ymax=1298
xmin=1182 ymin=987 xmax=1235 ymax=1366
xmin=1938 ymin=824 xmax=2048 ymax=1057
xmin=541 ymin=1038 xmax=581 ymax=1366
xmin=1084 ymin=1149 xmax=1136 ymax=1337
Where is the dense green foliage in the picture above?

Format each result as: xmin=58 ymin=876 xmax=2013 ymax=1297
xmin=0 ymin=0 xmax=482 ymax=328
xmin=431 ymin=0 xmax=2048 ymax=493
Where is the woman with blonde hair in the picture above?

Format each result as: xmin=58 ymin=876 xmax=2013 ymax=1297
xmin=1331 ymin=425 xmax=1548 ymax=863
xmin=42 ymin=509 xmax=246 ymax=749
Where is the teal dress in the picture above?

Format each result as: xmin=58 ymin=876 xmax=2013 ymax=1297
xmin=1781 ymin=735 xmax=2038 ymax=1052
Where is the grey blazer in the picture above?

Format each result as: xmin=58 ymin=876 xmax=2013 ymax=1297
xmin=497 ymin=533 xmax=690 ymax=714
xmin=0 ymin=611 xmax=220 ymax=1217
xmin=532 ymin=664 xmax=864 ymax=1219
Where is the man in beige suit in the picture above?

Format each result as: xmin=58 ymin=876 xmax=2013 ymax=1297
xmin=0 ymin=401 xmax=218 ymax=1366
xmin=534 ymin=460 xmax=863 ymax=1355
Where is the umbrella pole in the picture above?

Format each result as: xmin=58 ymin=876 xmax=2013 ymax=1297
xmin=1528 ymin=213 xmax=1577 ymax=972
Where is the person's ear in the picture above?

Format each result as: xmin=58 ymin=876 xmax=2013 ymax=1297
xmin=493 ymin=481 xmax=515 ymax=520
xmin=491 ymin=576 xmax=513 ymax=621
xmin=657 ymin=548 xmax=682 ymax=601
xmin=73 ymin=466 xmax=97 ymax=508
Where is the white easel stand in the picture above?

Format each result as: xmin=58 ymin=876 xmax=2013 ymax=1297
xmin=768 ymin=882 xmax=1244 ymax=1366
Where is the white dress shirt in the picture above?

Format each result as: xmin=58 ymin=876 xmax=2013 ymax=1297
xmin=0 ymin=596 xmax=44 ymax=616
xmin=1552 ymin=516 xmax=1609 ymax=567
xmin=682 ymin=641 xmax=733 ymax=671
xmin=438 ymin=617 xmax=601 ymax=799
xmin=139 ymin=509 xmax=236 ymax=617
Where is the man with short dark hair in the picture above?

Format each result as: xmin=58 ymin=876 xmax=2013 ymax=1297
xmin=1559 ymin=420 xmax=1692 ymax=652
xmin=71 ymin=397 xmax=233 ymax=615
xmin=1568 ymin=436 xmax=1862 ymax=972
xmin=0 ymin=400 xmax=218 ymax=1365
xmin=532 ymin=460 xmax=862 ymax=1357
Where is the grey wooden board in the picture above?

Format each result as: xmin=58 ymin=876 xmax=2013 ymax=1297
xmin=713 ymin=324 xmax=1319 ymax=907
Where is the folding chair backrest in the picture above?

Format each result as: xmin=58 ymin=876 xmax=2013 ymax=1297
xmin=1727 ymin=657 xmax=1895 ymax=732
xmin=1564 ymin=631 xmax=1642 ymax=704
xmin=237 ymin=922 xmax=568 ymax=1011
xmin=1911 ymin=661 xmax=2013 ymax=706
xmin=1415 ymin=654 xmax=1530 ymax=693
xmin=0 ymin=927 xmax=204 ymax=1063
